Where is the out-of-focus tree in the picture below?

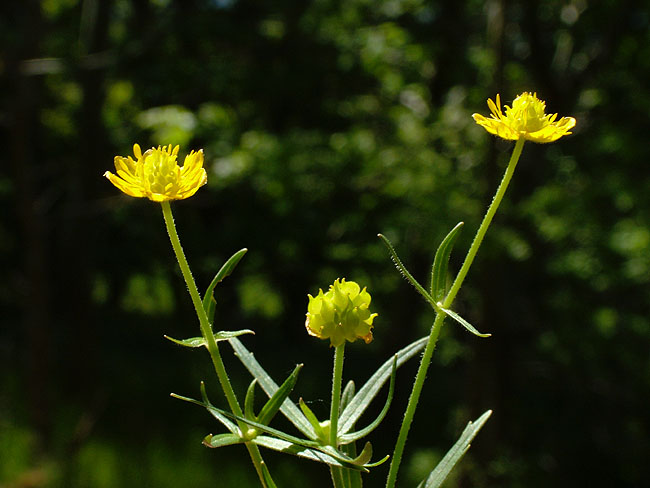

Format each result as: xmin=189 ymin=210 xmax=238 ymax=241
xmin=1 ymin=0 xmax=648 ymax=486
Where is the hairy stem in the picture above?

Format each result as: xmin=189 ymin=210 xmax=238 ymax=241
xmin=443 ymin=137 xmax=525 ymax=308
xmin=329 ymin=343 xmax=346 ymax=487
xmin=330 ymin=343 xmax=346 ymax=447
xmin=385 ymin=137 xmax=525 ymax=488
xmin=161 ymin=201 xmax=272 ymax=488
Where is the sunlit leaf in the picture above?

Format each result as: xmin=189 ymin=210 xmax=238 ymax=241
xmin=229 ymin=337 xmax=316 ymax=438
xmin=340 ymin=380 xmax=356 ymax=411
xmin=257 ymin=364 xmax=303 ymax=426
xmin=338 ymin=356 xmax=396 ymax=444
xmin=253 ymin=436 xmax=368 ymax=471
xmin=176 ymin=398 xmax=371 ymax=468
xmin=165 ymin=329 xmax=254 ymax=348
xmin=299 ymin=398 xmax=327 ymax=442
xmin=378 ymin=234 xmax=434 ymax=305
xmin=339 ymin=336 xmax=427 ymax=433
xmin=438 ymin=306 xmax=491 ymax=338
xmin=430 ymin=222 xmax=464 ymax=302
xmin=202 ymin=433 xmax=243 ymax=448
xmin=202 ymin=248 xmax=248 ymax=323
xmin=244 ymin=379 xmax=258 ymax=421
xmin=260 ymin=462 xmax=277 ymax=488
xmin=417 ymin=410 xmax=492 ymax=488
xmin=171 ymin=391 xmax=239 ymax=435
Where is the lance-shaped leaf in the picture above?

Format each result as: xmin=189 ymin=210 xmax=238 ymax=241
xmin=430 ymin=222 xmax=464 ymax=302
xmin=338 ymin=356 xmax=396 ymax=445
xmin=253 ymin=436 xmax=368 ymax=471
xmin=202 ymin=248 xmax=248 ymax=323
xmin=437 ymin=306 xmax=491 ymax=338
xmin=165 ymin=329 xmax=254 ymax=348
xmin=178 ymin=397 xmax=375 ymax=469
xmin=202 ymin=433 xmax=243 ymax=448
xmin=417 ymin=410 xmax=492 ymax=488
xmin=378 ymin=234 xmax=434 ymax=305
xmin=244 ymin=379 xmax=258 ymax=421
xmin=339 ymin=336 xmax=427 ymax=434
xmin=340 ymin=381 xmax=356 ymax=410
xmin=257 ymin=364 xmax=303 ymax=426
xmin=172 ymin=388 xmax=239 ymax=435
xmin=299 ymin=398 xmax=328 ymax=443
xmin=260 ymin=462 xmax=277 ymax=488
xmin=353 ymin=442 xmax=390 ymax=468
xmin=228 ymin=337 xmax=316 ymax=438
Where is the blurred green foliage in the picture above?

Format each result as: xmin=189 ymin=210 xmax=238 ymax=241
xmin=1 ymin=0 xmax=649 ymax=487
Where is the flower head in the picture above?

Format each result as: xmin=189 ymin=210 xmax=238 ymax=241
xmin=472 ymin=92 xmax=576 ymax=143
xmin=104 ymin=144 xmax=207 ymax=202
xmin=305 ymin=279 xmax=378 ymax=347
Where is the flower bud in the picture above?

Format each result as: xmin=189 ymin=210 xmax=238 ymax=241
xmin=305 ymin=279 xmax=378 ymax=347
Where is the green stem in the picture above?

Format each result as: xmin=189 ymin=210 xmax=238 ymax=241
xmin=330 ymin=343 xmax=346 ymax=447
xmin=384 ymin=312 xmax=444 ymax=488
xmin=330 ymin=466 xmax=346 ymax=488
xmin=385 ymin=137 xmax=525 ymax=488
xmin=160 ymin=201 xmax=272 ymax=488
xmin=329 ymin=343 xmax=346 ymax=487
xmin=443 ymin=137 xmax=525 ymax=308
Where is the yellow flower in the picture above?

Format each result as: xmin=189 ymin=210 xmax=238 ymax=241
xmin=305 ymin=279 xmax=378 ymax=347
xmin=472 ymin=92 xmax=576 ymax=143
xmin=104 ymin=144 xmax=207 ymax=202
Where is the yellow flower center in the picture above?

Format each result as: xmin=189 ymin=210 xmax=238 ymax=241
xmin=505 ymin=93 xmax=549 ymax=133
xmin=142 ymin=146 xmax=182 ymax=196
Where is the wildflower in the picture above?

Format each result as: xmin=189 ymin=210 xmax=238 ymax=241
xmin=473 ymin=92 xmax=576 ymax=143
xmin=104 ymin=144 xmax=207 ymax=201
xmin=305 ymin=278 xmax=378 ymax=347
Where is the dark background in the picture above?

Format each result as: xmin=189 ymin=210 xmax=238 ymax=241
xmin=2 ymin=0 xmax=649 ymax=486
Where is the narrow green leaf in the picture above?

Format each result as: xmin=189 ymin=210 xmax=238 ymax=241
xmin=215 ymin=329 xmax=255 ymax=340
xmin=438 ymin=306 xmax=491 ymax=338
xmin=170 ymin=392 xmax=239 ymax=435
xmin=340 ymin=380 xmax=356 ymax=411
xmin=164 ymin=336 xmax=206 ymax=348
xmin=244 ymin=379 xmax=258 ymax=421
xmin=178 ymin=393 xmax=315 ymax=449
xmin=338 ymin=356 xmax=396 ymax=445
xmin=352 ymin=441 xmax=373 ymax=466
xmin=430 ymin=222 xmax=464 ymax=302
xmin=364 ymin=454 xmax=390 ymax=468
xmin=299 ymin=398 xmax=327 ymax=442
xmin=188 ymin=400 xmax=372 ymax=468
xmin=165 ymin=329 xmax=254 ymax=348
xmin=253 ymin=436 xmax=368 ymax=471
xmin=257 ymin=364 xmax=303 ymax=426
xmin=202 ymin=248 xmax=248 ymax=321
xmin=339 ymin=336 xmax=428 ymax=433
xmin=260 ymin=462 xmax=277 ymax=488
xmin=418 ymin=410 xmax=492 ymax=488
xmin=202 ymin=433 xmax=243 ymax=448
xmin=378 ymin=234 xmax=435 ymax=306
xmin=228 ymin=337 xmax=316 ymax=438
xmin=205 ymin=296 xmax=217 ymax=326
xmin=345 ymin=441 xmax=389 ymax=468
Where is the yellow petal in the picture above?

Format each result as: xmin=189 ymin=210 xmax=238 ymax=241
xmin=104 ymin=171 xmax=146 ymax=198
